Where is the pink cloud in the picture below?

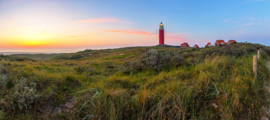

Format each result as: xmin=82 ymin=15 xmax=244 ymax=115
xmin=143 ymin=38 xmax=152 ymax=40
xmin=165 ymin=36 xmax=187 ymax=41
xmin=101 ymin=29 xmax=189 ymax=43
xmin=74 ymin=18 xmax=133 ymax=24
xmin=101 ymin=30 xmax=155 ymax=35
xmin=153 ymin=34 xmax=188 ymax=42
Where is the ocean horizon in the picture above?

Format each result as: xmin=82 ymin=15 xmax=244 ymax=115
xmin=0 ymin=52 xmax=63 ymax=55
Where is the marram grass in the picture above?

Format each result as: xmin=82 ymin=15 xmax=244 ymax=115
xmin=0 ymin=43 xmax=269 ymax=119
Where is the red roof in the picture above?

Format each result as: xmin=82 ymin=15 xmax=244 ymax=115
xmin=215 ymin=40 xmax=226 ymax=46
xmin=205 ymin=42 xmax=212 ymax=47
xmin=228 ymin=40 xmax=236 ymax=44
xmin=194 ymin=44 xmax=199 ymax=48
xmin=180 ymin=42 xmax=190 ymax=48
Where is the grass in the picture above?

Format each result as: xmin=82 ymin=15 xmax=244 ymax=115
xmin=0 ymin=43 xmax=269 ymax=119
xmin=10 ymin=53 xmax=65 ymax=61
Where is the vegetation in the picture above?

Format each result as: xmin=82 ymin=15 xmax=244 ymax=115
xmin=0 ymin=55 xmax=34 ymax=62
xmin=10 ymin=54 xmax=65 ymax=61
xmin=0 ymin=43 xmax=269 ymax=119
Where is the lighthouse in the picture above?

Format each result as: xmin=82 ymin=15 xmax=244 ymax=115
xmin=159 ymin=22 xmax=164 ymax=45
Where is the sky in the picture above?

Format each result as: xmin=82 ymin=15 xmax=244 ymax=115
xmin=0 ymin=0 xmax=270 ymax=53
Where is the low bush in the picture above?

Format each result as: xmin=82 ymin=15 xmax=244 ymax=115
xmin=6 ymin=80 xmax=14 ymax=89
xmin=74 ymin=65 xmax=86 ymax=74
xmin=5 ymin=78 xmax=40 ymax=110
xmin=0 ymin=110 xmax=5 ymax=120
xmin=120 ymin=61 xmax=143 ymax=74
xmin=170 ymin=55 xmax=184 ymax=67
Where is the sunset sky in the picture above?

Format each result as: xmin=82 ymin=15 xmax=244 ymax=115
xmin=0 ymin=0 xmax=270 ymax=53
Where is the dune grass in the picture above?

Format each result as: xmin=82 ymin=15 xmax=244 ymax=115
xmin=0 ymin=43 xmax=269 ymax=119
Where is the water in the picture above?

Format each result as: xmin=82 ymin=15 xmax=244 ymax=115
xmin=0 ymin=52 xmax=59 ymax=55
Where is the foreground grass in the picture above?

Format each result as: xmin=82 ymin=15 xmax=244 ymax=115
xmin=77 ymin=56 xmax=268 ymax=119
xmin=0 ymin=43 xmax=269 ymax=119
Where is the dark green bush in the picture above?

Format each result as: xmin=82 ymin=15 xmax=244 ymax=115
xmin=260 ymin=50 xmax=269 ymax=59
xmin=65 ymin=76 xmax=81 ymax=88
xmin=6 ymin=80 xmax=14 ymax=89
xmin=182 ymin=52 xmax=193 ymax=58
xmin=66 ymin=76 xmax=76 ymax=83
xmin=170 ymin=56 xmax=184 ymax=67
xmin=103 ymin=62 xmax=115 ymax=69
xmin=187 ymin=58 xmax=196 ymax=66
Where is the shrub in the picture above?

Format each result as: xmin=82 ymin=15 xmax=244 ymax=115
xmin=140 ymin=49 xmax=160 ymax=67
xmin=69 ymin=55 xmax=83 ymax=60
xmin=86 ymin=67 xmax=100 ymax=76
xmin=6 ymin=80 xmax=14 ymax=89
xmin=170 ymin=56 xmax=184 ymax=67
xmin=120 ymin=61 xmax=142 ymax=74
xmin=187 ymin=58 xmax=196 ymax=66
xmin=260 ymin=50 xmax=269 ymax=59
xmin=66 ymin=76 xmax=76 ymax=83
xmin=0 ymin=75 xmax=7 ymax=90
xmin=182 ymin=52 xmax=193 ymax=58
xmin=64 ymin=75 xmax=81 ymax=89
xmin=0 ymin=110 xmax=5 ymax=120
xmin=6 ymin=78 xmax=40 ymax=110
xmin=263 ymin=47 xmax=270 ymax=55
xmin=160 ymin=54 xmax=171 ymax=65
xmin=103 ymin=62 xmax=115 ymax=69
xmin=140 ymin=49 xmax=172 ymax=71
xmin=74 ymin=65 xmax=85 ymax=74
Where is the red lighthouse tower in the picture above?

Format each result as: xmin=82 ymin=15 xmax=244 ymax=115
xmin=159 ymin=22 xmax=164 ymax=45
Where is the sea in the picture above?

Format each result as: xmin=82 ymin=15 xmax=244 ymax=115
xmin=0 ymin=52 xmax=60 ymax=55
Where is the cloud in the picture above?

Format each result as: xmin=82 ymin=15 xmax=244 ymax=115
xmin=165 ymin=36 xmax=187 ymax=41
xmin=101 ymin=29 xmax=189 ymax=43
xmin=101 ymin=30 xmax=155 ymax=35
xmin=154 ymin=34 xmax=188 ymax=42
xmin=74 ymin=18 xmax=133 ymax=24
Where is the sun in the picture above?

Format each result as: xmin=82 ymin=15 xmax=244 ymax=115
xmin=17 ymin=35 xmax=49 ymax=48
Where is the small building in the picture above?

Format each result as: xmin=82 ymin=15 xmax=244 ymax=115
xmin=193 ymin=44 xmax=199 ymax=48
xmin=228 ymin=40 xmax=236 ymax=44
xmin=205 ymin=42 xmax=212 ymax=47
xmin=215 ymin=39 xmax=226 ymax=46
xmin=180 ymin=42 xmax=190 ymax=48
